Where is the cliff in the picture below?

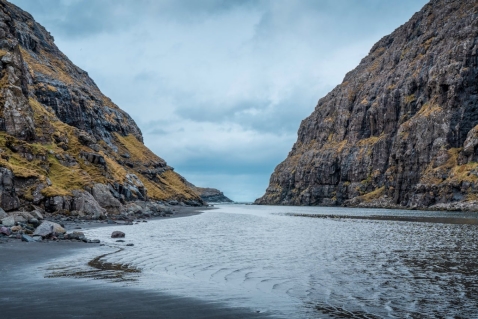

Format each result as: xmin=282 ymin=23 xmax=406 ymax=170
xmin=186 ymin=182 xmax=233 ymax=203
xmin=256 ymin=0 xmax=478 ymax=211
xmin=0 ymin=0 xmax=203 ymax=216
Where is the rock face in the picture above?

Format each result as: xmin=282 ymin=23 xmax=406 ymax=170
xmin=196 ymin=187 xmax=233 ymax=203
xmin=256 ymin=0 xmax=478 ymax=211
xmin=186 ymin=182 xmax=233 ymax=203
xmin=0 ymin=0 xmax=203 ymax=213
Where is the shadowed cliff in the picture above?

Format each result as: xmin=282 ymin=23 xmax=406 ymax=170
xmin=257 ymin=0 xmax=478 ymax=211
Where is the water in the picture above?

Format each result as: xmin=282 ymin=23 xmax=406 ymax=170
xmin=59 ymin=205 xmax=478 ymax=318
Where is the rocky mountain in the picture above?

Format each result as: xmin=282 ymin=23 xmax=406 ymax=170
xmin=186 ymin=182 xmax=233 ymax=203
xmin=0 ymin=0 xmax=203 ymax=216
xmin=256 ymin=0 xmax=478 ymax=211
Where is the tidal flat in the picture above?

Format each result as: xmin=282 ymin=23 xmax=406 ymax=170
xmin=2 ymin=204 xmax=478 ymax=318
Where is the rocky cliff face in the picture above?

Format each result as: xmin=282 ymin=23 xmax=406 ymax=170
xmin=187 ymin=183 xmax=233 ymax=203
xmin=0 ymin=0 xmax=203 ymax=215
xmin=257 ymin=0 xmax=478 ymax=211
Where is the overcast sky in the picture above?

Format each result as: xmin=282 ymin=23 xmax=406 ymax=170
xmin=10 ymin=0 xmax=428 ymax=202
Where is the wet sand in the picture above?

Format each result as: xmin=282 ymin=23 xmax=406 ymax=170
xmin=0 ymin=207 xmax=272 ymax=319
xmin=289 ymin=213 xmax=478 ymax=224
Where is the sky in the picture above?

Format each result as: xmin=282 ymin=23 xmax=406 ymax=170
xmin=10 ymin=0 xmax=429 ymax=202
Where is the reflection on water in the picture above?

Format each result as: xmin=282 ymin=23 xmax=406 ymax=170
xmin=70 ymin=205 xmax=477 ymax=318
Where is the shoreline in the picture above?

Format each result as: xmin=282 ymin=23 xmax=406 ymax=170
xmin=0 ymin=205 xmax=273 ymax=319
xmin=288 ymin=213 xmax=478 ymax=225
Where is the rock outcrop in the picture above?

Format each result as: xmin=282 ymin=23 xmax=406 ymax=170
xmin=195 ymin=187 xmax=233 ymax=203
xmin=256 ymin=0 xmax=478 ymax=211
xmin=0 ymin=0 xmax=203 ymax=214
xmin=186 ymin=182 xmax=233 ymax=203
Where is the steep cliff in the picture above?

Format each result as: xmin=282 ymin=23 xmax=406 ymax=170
xmin=0 ymin=0 xmax=203 ymax=214
xmin=186 ymin=182 xmax=233 ymax=203
xmin=257 ymin=0 xmax=478 ymax=211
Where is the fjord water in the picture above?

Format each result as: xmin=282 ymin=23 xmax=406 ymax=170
xmin=81 ymin=205 xmax=478 ymax=318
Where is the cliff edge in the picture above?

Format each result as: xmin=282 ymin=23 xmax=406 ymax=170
xmin=0 ymin=0 xmax=203 ymax=217
xmin=257 ymin=0 xmax=478 ymax=211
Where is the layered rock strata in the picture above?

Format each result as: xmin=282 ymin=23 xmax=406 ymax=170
xmin=0 ymin=0 xmax=203 ymax=217
xmin=257 ymin=0 xmax=478 ymax=211
xmin=187 ymin=183 xmax=233 ymax=203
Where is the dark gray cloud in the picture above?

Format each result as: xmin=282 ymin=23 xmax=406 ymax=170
xmin=9 ymin=0 xmax=429 ymax=201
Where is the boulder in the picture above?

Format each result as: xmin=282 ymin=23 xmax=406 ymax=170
xmin=0 ymin=208 xmax=7 ymax=219
xmin=9 ymin=211 xmax=34 ymax=223
xmin=29 ymin=218 xmax=40 ymax=227
xmin=1 ymin=215 xmax=15 ymax=227
xmin=33 ymin=221 xmax=66 ymax=237
xmin=0 ymin=226 xmax=11 ymax=236
xmin=67 ymin=231 xmax=85 ymax=240
xmin=44 ymin=196 xmax=71 ymax=213
xmin=91 ymin=184 xmax=122 ymax=214
xmin=71 ymin=190 xmax=106 ymax=219
xmin=111 ymin=231 xmax=125 ymax=238
xmin=11 ymin=214 xmax=26 ymax=223
xmin=122 ymin=203 xmax=142 ymax=216
xmin=157 ymin=205 xmax=173 ymax=214
xmin=21 ymin=234 xmax=35 ymax=242
xmin=11 ymin=225 xmax=22 ymax=232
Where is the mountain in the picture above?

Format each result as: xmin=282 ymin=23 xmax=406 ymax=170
xmin=186 ymin=182 xmax=233 ymax=203
xmin=256 ymin=0 xmax=478 ymax=211
xmin=0 ymin=0 xmax=203 ymax=216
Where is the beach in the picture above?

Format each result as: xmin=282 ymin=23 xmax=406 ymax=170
xmin=0 ymin=206 xmax=271 ymax=319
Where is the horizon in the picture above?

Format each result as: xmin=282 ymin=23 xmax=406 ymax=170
xmin=9 ymin=0 xmax=429 ymax=202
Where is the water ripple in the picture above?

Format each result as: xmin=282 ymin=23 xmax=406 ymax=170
xmin=45 ymin=204 xmax=478 ymax=318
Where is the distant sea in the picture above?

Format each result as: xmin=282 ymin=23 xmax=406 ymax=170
xmin=45 ymin=205 xmax=478 ymax=318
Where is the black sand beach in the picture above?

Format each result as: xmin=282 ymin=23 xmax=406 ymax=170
xmin=0 ymin=207 xmax=272 ymax=319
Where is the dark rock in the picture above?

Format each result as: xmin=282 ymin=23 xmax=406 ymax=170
xmin=67 ymin=231 xmax=85 ymax=240
xmin=256 ymin=0 xmax=478 ymax=211
xmin=185 ymin=182 xmax=232 ymax=203
xmin=28 ymin=218 xmax=40 ymax=227
xmin=111 ymin=231 xmax=125 ymax=238
xmin=21 ymin=234 xmax=35 ymax=242
xmin=126 ymin=243 xmax=134 ymax=246
xmin=88 ymin=239 xmax=100 ymax=244
xmin=116 ymin=239 xmax=125 ymax=242
xmin=0 ymin=168 xmax=20 ymax=211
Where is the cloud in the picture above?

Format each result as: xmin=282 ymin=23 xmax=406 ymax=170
xmin=10 ymin=0 xmax=429 ymax=201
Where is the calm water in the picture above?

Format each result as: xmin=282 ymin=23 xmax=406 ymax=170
xmin=55 ymin=205 xmax=478 ymax=318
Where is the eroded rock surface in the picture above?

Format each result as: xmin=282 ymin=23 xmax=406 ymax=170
xmin=257 ymin=0 xmax=478 ymax=211
xmin=0 ymin=0 xmax=204 ymax=214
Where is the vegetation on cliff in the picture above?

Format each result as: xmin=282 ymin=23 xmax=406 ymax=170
xmin=0 ymin=0 xmax=202 ymax=214
xmin=257 ymin=0 xmax=478 ymax=211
